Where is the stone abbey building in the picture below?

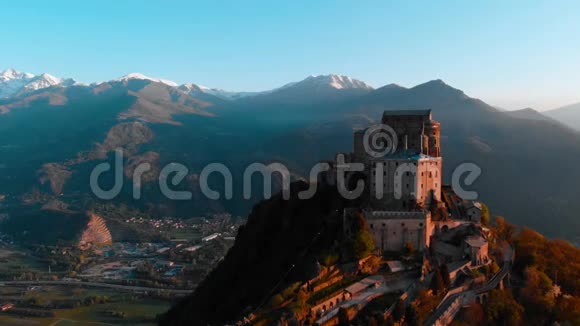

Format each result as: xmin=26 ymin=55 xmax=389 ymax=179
xmin=323 ymin=110 xmax=448 ymax=252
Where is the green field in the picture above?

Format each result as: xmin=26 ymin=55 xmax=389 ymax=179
xmin=0 ymin=285 xmax=171 ymax=326
xmin=166 ymin=229 xmax=202 ymax=241
xmin=53 ymin=299 xmax=169 ymax=325
xmin=0 ymin=248 xmax=47 ymax=277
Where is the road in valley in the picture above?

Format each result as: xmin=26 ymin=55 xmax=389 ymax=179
xmin=0 ymin=280 xmax=193 ymax=295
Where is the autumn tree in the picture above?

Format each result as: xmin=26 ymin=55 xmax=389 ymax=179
xmin=337 ymin=307 xmax=349 ymax=326
xmin=519 ymin=267 xmax=555 ymax=317
xmin=353 ymin=229 xmax=375 ymax=259
xmin=430 ymin=269 xmax=445 ymax=295
xmin=480 ymin=203 xmax=490 ymax=226
xmin=492 ymin=216 xmax=517 ymax=242
xmin=349 ymin=210 xmax=375 ymax=259
xmin=554 ymin=295 xmax=580 ymax=323
xmin=440 ymin=264 xmax=451 ymax=288
xmin=485 ymin=289 xmax=524 ymax=326
xmin=392 ymin=299 xmax=405 ymax=321
xmin=464 ymin=303 xmax=484 ymax=325
xmin=405 ymin=304 xmax=420 ymax=326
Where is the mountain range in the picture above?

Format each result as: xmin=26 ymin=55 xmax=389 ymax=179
xmin=1 ymin=68 xmax=580 ymax=244
xmin=0 ymin=68 xmax=78 ymax=99
xmin=544 ymin=102 xmax=580 ymax=130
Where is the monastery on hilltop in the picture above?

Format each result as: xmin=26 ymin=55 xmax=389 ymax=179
xmin=322 ymin=110 xmax=484 ymax=255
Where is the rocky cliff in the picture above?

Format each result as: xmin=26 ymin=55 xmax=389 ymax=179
xmin=159 ymin=181 xmax=360 ymax=325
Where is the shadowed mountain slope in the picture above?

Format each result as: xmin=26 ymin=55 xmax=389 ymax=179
xmin=1 ymin=77 xmax=579 ymax=244
xmin=545 ymin=102 xmax=580 ymax=131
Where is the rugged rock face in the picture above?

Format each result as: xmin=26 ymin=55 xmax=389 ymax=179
xmin=87 ymin=121 xmax=154 ymax=160
xmin=159 ymin=181 xmax=360 ymax=326
xmin=38 ymin=163 xmax=72 ymax=195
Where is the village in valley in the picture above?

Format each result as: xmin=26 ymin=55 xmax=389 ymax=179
xmin=0 ymin=211 xmax=244 ymax=325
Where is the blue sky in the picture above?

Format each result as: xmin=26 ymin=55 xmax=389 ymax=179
xmin=2 ymin=1 xmax=579 ymax=110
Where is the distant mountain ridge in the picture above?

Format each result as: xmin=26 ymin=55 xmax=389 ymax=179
xmin=0 ymin=68 xmax=375 ymax=103
xmin=1 ymin=69 xmax=580 ymax=246
xmin=503 ymin=108 xmax=566 ymax=127
xmin=544 ymin=102 xmax=580 ymax=130
xmin=0 ymin=68 xmax=77 ymax=99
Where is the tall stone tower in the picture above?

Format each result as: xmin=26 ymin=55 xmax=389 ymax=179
xmin=339 ymin=110 xmax=442 ymax=252
xmin=358 ymin=110 xmax=443 ymax=209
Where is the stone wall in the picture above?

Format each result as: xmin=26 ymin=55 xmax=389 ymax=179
xmin=364 ymin=211 xmax=432 ymax=252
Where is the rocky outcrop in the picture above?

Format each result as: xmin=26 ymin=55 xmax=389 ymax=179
xmin=120 ymin=82 xmax=213 ymax=125
xmin=124 ymin=151 xmax=160 ymax=183
xmin=91 ymin=121 xmax=154 ymax=159
xmin=159 ymin=181 xmax=361 ymax=326
xmin=38 ymin=163 xmax=72 ymax=195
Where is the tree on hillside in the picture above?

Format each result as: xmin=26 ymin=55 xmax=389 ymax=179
xmin=349 ymin=210 xmax=375 ymax=259
xmin=440 ymin=264 xmax=451 ymax=288
xmin=337 ymin=307 xmax=349 ymax=326
xmin=354 ymin=210 xmax=368 ymax=230
xmin=464 ymin=303 xmax=484 ymax=325
xmin=480 ymin=203 xmax=490 ymax=226
xmin=554 ymin=295 xmax=580 ymax=323
xmin=514 ymin=227 xmax=580 ymax=295
xmin=392 ymin=299 xmax=405 ymax=321
xmin=520 ymin=267 xmax=556 ymax=316
xmin=405 ymin=304 xmax=420 ymax=326
xmin=485 ymin=289 xmax=524 ymax=326
xmin=353 ymin=229 xmax=375 ymax=259
xmin=269 ymin=294 xmax=284 ymax=308
xmin=430 ymin=269 xmax=445 ymax=295
xmin=492 ymin=216 xmax=517 ymax=242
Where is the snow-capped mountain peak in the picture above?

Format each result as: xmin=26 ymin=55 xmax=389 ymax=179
xmin=115 ymin=73 xmax=178 ymax=87
xmin=23 ymin=73 xmax=64 ymax=91
xmin=178 ymin=83 xmax=206 ymax=92
xmin=0 ymin=68 xmax=76 ymax=98
xmin=303 ymin=74 xmax=373 ymax=90
xmin=0 ymin=68 xmax=35 ymax=82
xmin=0 ymin=69 xmax=376 ymax=101
xmin=178 ymin=82 xmax=261 ymax=100
xmin=273 ymin=74 xmax=374 ymax=93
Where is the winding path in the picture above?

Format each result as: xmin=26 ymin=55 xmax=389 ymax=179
xmin=423 ymin=245 xmax=514 ymax=326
